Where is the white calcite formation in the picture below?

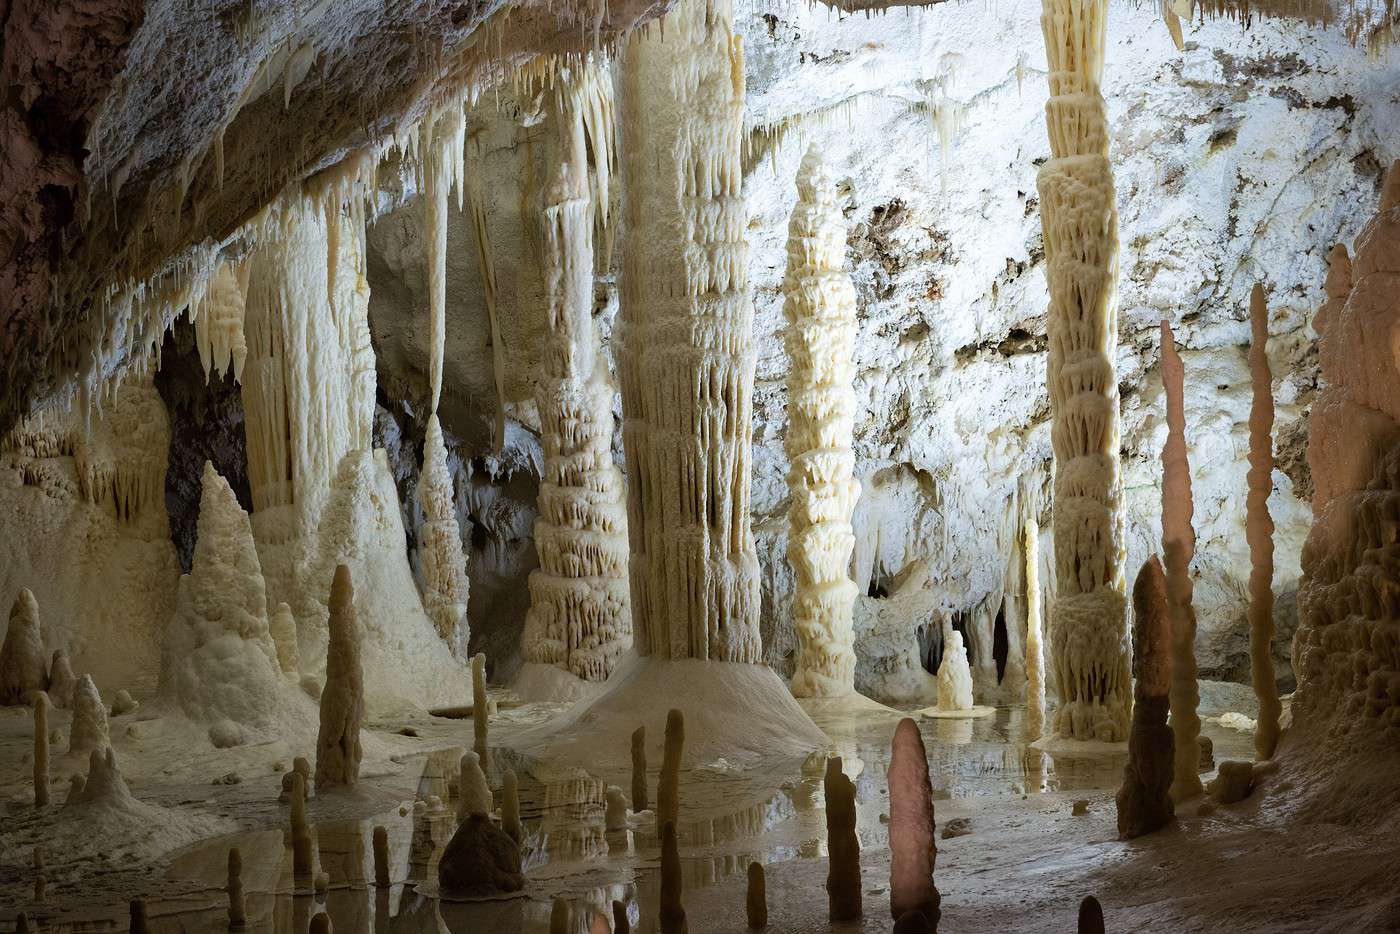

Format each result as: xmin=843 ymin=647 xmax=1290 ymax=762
xmin=270 ymin=602 xmax=301 ymax=675
xmin=522 ymin=80 xmax=632 ymax=683
xmin=1246 ymin=285 xmax=1282 ymax=760
xmin=417 ymin=415 xmax=470 ymax=655
xmin=616 ymin=0 xmax=763 ymax=662
xmin=782 ymin=146 xmax=861 ymax=698
xmin=160 ymin=462 xmax=283 ymax=738
xmin=68 ymin=674 xmax=109 ymax=758
xmin=1296 ymin=162 xmax=1400 ymax=737
xmin=936 ymin=630 xmax=974 ymax=712
xmin=316 ymin=565 xmax=364 ymax=790
xmin=194 ymin=261 xmax=249 ymax=383
xmin=1024 ymin=519 xmax=1046 ymax=739
xmin=1 ymin=589 xmax=47 ymax=705
xmin=1036 ymin=0 xmax=1131 ymax=742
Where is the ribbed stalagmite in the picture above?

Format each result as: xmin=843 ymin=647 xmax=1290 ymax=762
xmin=888 ymin=718 xmax=939 ymax=926
xmin=1247 ymin=285 xmax=1282 ymax=760
xmin=1024 ymin=517 xmax=1046 ymax=739
xmin=1 ymin=589 xmax=47 ymax=705
xmin=616 ymin=0 xmax=763 ymax=662
xmin=522 ymin=75 xmax=631 ymax=682
xmin=472 ymin=653 xmax=489 ymax=772
xmin=1038 ymin=0 xmax=1132 ymax=742
xmin=824 ymin=756 xmax=861 ymax=921
xmin=631 ymin=726 xmax=648 ymax=812
xmin=660 ymin=821 xmax=688 ymax=934
xmin=315 ymin=565 xmax=363 ymax=790
xmin=783 ymin=145 xmax=861 ymax=698
xmin=1160 ymin=321 xmax=1202 ymax=801
xmin=657 ymin=708 xmax=684 ymax=829
xmin=1115 ymin=557 xmax=1175 ymax=839
xmin=746 ymin=861 xmax=767 ymax=928
xmin=33 ymin=691 xmax=49 ymax=807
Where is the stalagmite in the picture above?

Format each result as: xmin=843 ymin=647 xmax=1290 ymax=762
xmin=1160 ymin=321 xmax=1202 ymax=800
xmin=660 ymin=821 xmax=688 ymax=934
xmin=270 ymin=602 xmax=300 ymax=674
xmin=309 ymin=913 xmax=332 ymax=934
xmin=522 ymin=75 xmax=632 ymax=683
xmin=1247 ymin=285 xmax=1282 ymax=760
xmin=936 ymin=630 xmax=974 ymax=711
xmin=47 ymin=650 xmax=76 ymax=709
xmin=783 ymin=145 xmax=861 ymax=697
xmin=373 ymin=826 xmax=390 ymax=886
xmin=888 ymin=718 xmax=939 ymax=927
xmin=315 ymin=565 xmax=363 ymax=790
xmin=551 ymin=898 xmax=570 ymax=934
xmin=472 ymin=653 xmax=490 ymax=772
xmin=1039 ymin=0 xmax=1132 ymax=742
xmin=631 ymin=726 xmax=649 ymax=812
xmin=1024 ymin=518 xmax=1046 ymax=739
xmin=616 ymin=0 xmax=763 ymax=662
xmin=825 ymin=756 xmax=862 ymax=921
xmin=458 ymin=751 xmax=492 ymax=819
xmin=228 ymin=847 xmax=246 ymax=930
xmin=1078 ymin=895 xmax=1105 ymax=934
xmin=613 ymin=900 xmax=630 ymax=934
xmin=501 ymin=770 xmax=521 ymax=843
xmin=416 ymin=415 xmax=470 ymax=654
xmin=130 ymin=899 xmax=151 ymax=934
xmin=291 ymin=772 xmax=313 ymax=878
xmin=33 ymin=692 xmax=50 ymax=806
xmin=69 ymin=674 xmax=109 ymax=757
xmin=1116 ymin=557 xmax=1175 ymax=839
xmin=747 ymin=861 xmax=767 ymax=928
xmin=1 ymin=589 xmax=47 ymax=705
xmin=605 ymin=785 xmax=628 ymax=831
xmin=658 ymin=708 xmax=684 ymax=829
xmin=78 ymin=746 xmax=134 ymax=805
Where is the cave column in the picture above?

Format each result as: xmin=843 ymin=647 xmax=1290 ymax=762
xmin=616 ymin=0 xmax=763 ymax=662
xmin=1037 ymin=0 xmax=1132 ymax=741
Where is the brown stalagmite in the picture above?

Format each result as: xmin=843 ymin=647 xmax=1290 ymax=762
xmin=1 ymin=589 xmax=48 ymax=705
xmin=1248 ymin=284 xmax=1282 ymax=760
xmin=660 ymin=820 xmax=688 ymax=934
xmin=631 ymin=725 xmax=648 ymax=812
xmin=33 ymin=691 xmax=49 ymax=807
xmin=309 ymin=913 xmax=333 ymax=934
xmin=130 ymin=899 xmax=151 ymax=934
xmin=228 ymin=847 xmax=246 ymax=929
xmin=1160 ymin=321 xmax=1202 ymax=801
xmin=502 ymin=769 xmax=522 ymax=843
xmin=472 ymin=653 xmax=489 ymax=772
xmin=1115 ymin=557 xmax=1175 ymax=839
xmin=613 ymin=900 xmax=630 ymax=934
xmin=291 ymin=772 xmax=313 ymax=878
xmin=824 ymin=756 xmax=861 ymax=922
xmin=657 ymin=708 xmax=684 ymax=829
xmin=316 ymin=565 xmax=363 ymax=790
xmin=888 ymin=718 xmax=939 ymax=927
xmin=1078 ymin=895 xmax=1105 ymax=934
xmin=550 ymin=897 xmax=570 ymax=934
xmin=373 ymin=825 xmax=389 ymax=886
xmin=746 ymin=861 xmax=767 ymax=928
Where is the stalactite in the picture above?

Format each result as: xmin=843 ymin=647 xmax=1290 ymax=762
xmin=1025 ymin=517 xmax=1046 ymax=739
xmin=1038 ymin=0 xmax=1131 ymax=743
xmin=467 ymin=180 xmax=509 ymax=452
xmin=194 ymin=261 xmax=249 ymax=383
xmin=783 ymin=145 xmax=860 ymax=698
xmin=417 ymin=415 xmax=470 ymax=654
xmin=421 ymin=104 xmax=466 ymax=416
xmin=1248 ymin=285 xmax=1282 ymax=760
xmin=315 ymin=565 xmax=364 ymax=790
xmin=617 ymin=0 xmax=763 ymax=663
xmin=522 ymin=74 xmax=632 ymax=682
xmin=1116 ymin=557 xmax=1174 ymax=839
xmin=1160 ymin=321 xmax=1202 ymax=800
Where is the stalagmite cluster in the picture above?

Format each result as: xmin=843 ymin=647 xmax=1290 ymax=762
xmin=522 ymin=75 xmax=632 ymax=682
xmin=316 ymin=565 xmax=364 ymax=789
xmin=616 ymin=0 xmax=763 ymax=662
xmin=1116 ymin=557 xmax=1174 ymax=839
xmin=416 ymin=415 xmax=470 ymax=653
xmin=936 ymin=630 xmax=974 ymax=711
xmin=1 ymin=590 xmax=47 ymax=705
xmin=1024 ymin=518 xmax=1046 ymax=738
xmin=1160 ymin=321 xmax=1203 ymax=800
xmin=782 ymin=145 xmax=861 ymax=698
xmin=888 ymin=718 xmax=940 ymax=928
xmin=825 ymin=756 xmax=862 ymax=921
xmin=1038 ymin=0 xmax=1132 ymax=742
xmin=1247 ymin=285 xmax=1282 ymax=760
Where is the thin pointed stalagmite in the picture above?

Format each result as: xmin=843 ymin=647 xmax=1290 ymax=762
xmin=888 ymin=718 xmax=939 ymax=927
xmin=316 ymin=565 xmax=363 ymax=790
xmin=291 ymin=772 xmax=313 ymax=878
xmin=373 ymin=826 xmax=390 ymax=886
xmin=502 ymin=769 xmax=521 ymax=843
xmin=658 ymin=709 xmax=684 ymax=829
xmin=660 ymin=820 xmax=688 ymax=934
xmin=746 ymin=861 xmax=767 ymax=928
xmin=824 ymin=756 xmax=861 ymax=922
xmin=33 ymin=691 xmax=49 ymax=807
xmin=631 ymin=725 xmax=648 ymax=812
xmin=472 ymin=653 xmax=489 ymax=772
xmin=1248 ymin=284 xmax=1282 ymax=760
xmin=1025 ymin=517 xmax=1046 ymax=740
xmin=228 ymin=847 xmax=246 ymax=930
xmin=1161 ymin=321 xmax=1202 ymax=801
xmin=1116 ymin=557 xmax=1175 ymax=839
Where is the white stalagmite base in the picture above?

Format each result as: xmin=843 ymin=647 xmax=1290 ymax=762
xmin=783 ymin=146 xmax=861 ymax=698
xmin=1037 ymin=0 xmax=1132 ymax=743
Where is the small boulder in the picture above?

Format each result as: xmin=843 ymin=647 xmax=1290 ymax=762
xmin=1207 ymin=761 xmax=1254 ymax=805
xmin=940 ymin=817 xmax=972 ymax=839
xmin=438 ymin=814 xmax=524 ymax=897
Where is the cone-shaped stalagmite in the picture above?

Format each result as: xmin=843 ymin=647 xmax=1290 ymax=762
xmin=458 ymin=751 xmax=492 ymax=820
xmin=888 ymin=718 xmax=939 ymax=927
xmin=69 ymin=674 xmax=109 ymax=758
xmin=417 ymin=415 xmax=470 ymax=653
xmin=825 ymin=756 xmax=861 ymax=921
xmin=1248 ymin=285 xmax=1283 ymax=760
xmin=1 ymin=589 xmax=47 ymax=705
xmin=47 ymin=650 xmax=76 ymax=708
xmin=658 ymin=708 xmax=684 ymax=829
xmin=1039 ymin=0 xmax=1132 ymax=742
xmin=316 ymin=565 xmax=363 ymax=790
xmin=1160 ymin=321 xmax=1202 ymax=801
xmin=746 ymin=861 xmax=767 ymax=928
xmin=1116 ymin=557 xmax=1175 ymax=839
xmin=660 ymin=821 xmax=688 ymax=934
xmin=631 ymin=725 xmax=648 ymax=812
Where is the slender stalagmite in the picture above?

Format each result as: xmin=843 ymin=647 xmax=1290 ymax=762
xmin=1160 ymin=321 xmax=1202 ymax=801
xmin=502 ymin=769 xmax=522 ymax=843
xmin=316 ymin=565 xmax=363 ymax=790
xmin=1248 ymin=284 xmax=1282 ymax=760
xmin=522 ymin=76 xmax=632 ymax=681
xmin=824 ymin=757 xmax=861 ymax=921
xmin=660 ymin=821 xmax=688 ymax=934
xmin=472 ymin=653 xmax=489 ymax=772
xmin=657 ymin=709 xmax=684 ymax=829
xmin=32 ymin=692 xmax=49 ymax=807
xmin=631 ymin=726 xmax=648 ymax=811
xmin=617 ymin=0 xmax=763 ymax=662
xmin=1039 ymin=0 xmax=1132 ymax=742
xmin=888 ymin=718 xmax=939 ymax=926
xmin=291 ymin=772 xmax=313 ymax=878
xmin=550 ymin=898 xmax=570 ymax=934
xmin=373 ymin=826 xmax=389 ymax=886
xmin=783 ymin=145 xmax=861 ymax=697
xmin=746 ymin=861 xmax=767 ymax=928
xmin=1116 ymin=557 xmax=1175 ymax=839
xmin=228 ymin=848 xmax=246 ymax=929
xmin=1024 ymin=517 xmax=1046 ymax=739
